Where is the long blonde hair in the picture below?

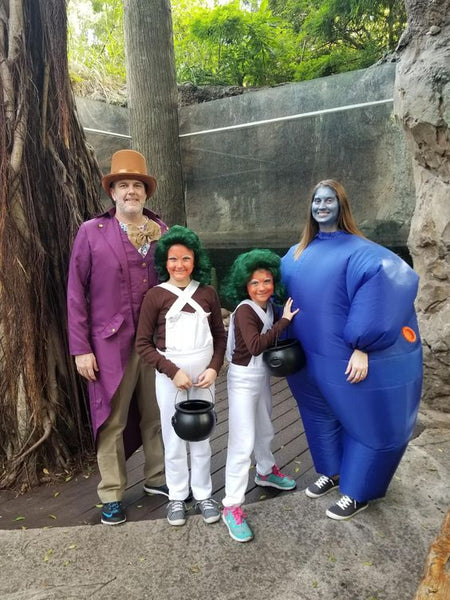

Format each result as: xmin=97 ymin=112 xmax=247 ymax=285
xmin=294 ymin=179 xmax=365 ymax=259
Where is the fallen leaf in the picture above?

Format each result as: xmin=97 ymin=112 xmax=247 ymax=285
xmin=63 ymin=561 xmax=70 ymax=567
xmin=65 ymin=475 xmax=72 ymax=482
xmin=259 ymin=494 xmax=267 ymax=500
xmin=328 ymin=555 xmax=337 ymax=563
xmin=312 ymin=581 xmax=318 ymax=588
xmin=295 ymin=467 xmax=300 ymax=473
xmin=363 ymin=561 xmax=373 ymax=567
xmin=14 ymin=516 xmax=25 ymax=521
xmin=54 ymin=492 xmax=60 ymax=498
xmin=43 ymin=468 xmax=50 ymax=475
xmin=67 ymin=544 xmax=77 ymax=550
xmin=190 ymin=564 xmax=201 ymax=574
xmin=43 ymin=549 xmax=53 ymax=562
xmin=49 ymin=515 xmax=57 ymax=520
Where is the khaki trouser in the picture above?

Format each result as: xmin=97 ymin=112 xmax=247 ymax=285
xmin=96 ymin=349 xmax=165 ymax=502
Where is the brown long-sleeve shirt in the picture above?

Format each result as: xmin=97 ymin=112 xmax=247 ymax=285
xmin=136 ymin=284 xmax=226 ymax=379
xmin=231 ymin=303 xmax=290 ymax=366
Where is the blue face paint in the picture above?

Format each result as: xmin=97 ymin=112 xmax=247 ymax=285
xmin=311 ymin=186 xmax=340 ymax=232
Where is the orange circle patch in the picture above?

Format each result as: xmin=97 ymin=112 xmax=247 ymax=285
xmin=402 ymin=326 xmax=417 ymax=343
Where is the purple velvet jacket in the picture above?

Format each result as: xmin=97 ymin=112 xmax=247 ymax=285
xmin=67 ymin=206 xmax=167 ymax=440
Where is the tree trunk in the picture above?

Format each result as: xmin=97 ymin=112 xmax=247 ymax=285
xmin=123 ymin=0 xmax=185 ymax=226
xmin=394 ymin=0 xmax=450 ymax=412
xmin=414 ymin=509 xmax=450 ymax=600
xmin=0 ymin=0 xmax=103 ymax=489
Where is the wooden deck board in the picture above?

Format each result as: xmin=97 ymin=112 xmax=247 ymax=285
xmin=0 ymin=371 xmax=316 ymax=530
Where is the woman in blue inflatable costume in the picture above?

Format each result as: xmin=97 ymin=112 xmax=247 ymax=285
xmin=281 ymin=179 xmax=422 ymax=520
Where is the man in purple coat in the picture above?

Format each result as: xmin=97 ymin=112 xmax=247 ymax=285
xmin=67 ymin=149 xmax=168 ymax=525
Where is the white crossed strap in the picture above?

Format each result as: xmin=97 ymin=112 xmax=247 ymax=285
xmin=159 ymin=280 xmax=208 ymax=318
xmin=226 ymin=299 xmax=274 ymax=361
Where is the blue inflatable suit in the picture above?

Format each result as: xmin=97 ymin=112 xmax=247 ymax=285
xmin=281 ymin=231 xmax=422 ymax=502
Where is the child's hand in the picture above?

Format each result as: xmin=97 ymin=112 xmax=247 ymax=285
xmin=282 ymin=297 xmax=300 ymax=321
xmin=194 ymin=368 xmax=217 ymax=389
xmin=173 ymin=369 xmax=193 ymax=390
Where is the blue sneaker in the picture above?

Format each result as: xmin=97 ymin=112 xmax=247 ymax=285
xmin=101 ymin=501 xmax=126 ymax=525
xmin=254 ymin=464 xmax=296 ymax=491
xmin=222 ymin=506 xmax=253 ymax=542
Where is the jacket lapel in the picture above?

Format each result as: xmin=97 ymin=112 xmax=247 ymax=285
xmin=100 ymin=214 xmax=129 ymax=275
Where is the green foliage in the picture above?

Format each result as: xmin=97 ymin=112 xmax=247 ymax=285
xmin=67 ymin=0 xmax=407 ymax=95
xmin=174 ymin=1 xmax=294 ymax=86
xmin=269 ymin=0 xmax=406 ymax=78
xmin=68 ymin=0 xmax=126 ymax=102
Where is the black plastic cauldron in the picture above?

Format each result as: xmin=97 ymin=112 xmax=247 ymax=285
xmin=262 ymin=338 xmax=306 ymax=377
xmin=171 ymin=393 xmax=216 ymax=442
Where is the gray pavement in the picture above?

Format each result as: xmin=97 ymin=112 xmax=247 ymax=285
xmin=1 ymin=408 xmax=449 ymax=600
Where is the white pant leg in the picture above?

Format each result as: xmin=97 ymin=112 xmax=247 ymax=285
xmin=156 ymin=347 xmax=214 ymax=501
xmin=155 ymin=371 xmax=190 ymax=501
xmin=189 ymin=432 xmax=213 ymax=501
xmin=253 ymin=370 xmax=275 ymax=476
xmin=223 ymin=364 xmax=268 ymax=507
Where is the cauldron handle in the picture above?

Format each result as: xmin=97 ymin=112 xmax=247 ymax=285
xmin=174 ymin=387 xmax=214 ymax=408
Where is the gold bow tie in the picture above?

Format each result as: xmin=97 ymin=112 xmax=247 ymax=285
xmin=127 ymin=219 xmax=161 ymax=250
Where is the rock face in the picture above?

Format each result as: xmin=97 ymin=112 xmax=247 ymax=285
xmin=394 ymin=0 xmax=450 ymax=412
xmin=178 ymin=83 xmax=246 ymax=107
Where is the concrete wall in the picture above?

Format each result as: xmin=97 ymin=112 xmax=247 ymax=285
xmin=76 ymin=62 xmax=414 ymax=254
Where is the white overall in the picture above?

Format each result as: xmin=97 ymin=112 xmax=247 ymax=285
xmin=223 ymin=300 xmax=276 ymax=508
xmin=155 ymin=280 xmax=215 ymax=501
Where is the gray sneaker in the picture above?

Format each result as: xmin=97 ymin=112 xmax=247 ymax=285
xmin=196 ymin=498 xmax=221 ymax=524
xmin=326 ymin=495 xmax=368 ymax=520
xmin=305 ymin=475 xmax=339 ymax=498
xmin=167 ymin=500 xmax=186 ymax=526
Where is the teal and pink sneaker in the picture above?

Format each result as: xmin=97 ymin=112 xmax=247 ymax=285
xmin=222 ymin=506 xmax=254 ymax=543
xmin=254 ymin=464 xmax=296 ymax=491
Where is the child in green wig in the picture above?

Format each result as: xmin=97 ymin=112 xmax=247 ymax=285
xmin=136 ymin=226 xmax=226 ymax=528
xmin=221 ymin=248 xmax=299 ymax=542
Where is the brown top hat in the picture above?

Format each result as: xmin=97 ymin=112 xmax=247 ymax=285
xmin=101 ymin=150 xmax=157 ymax=198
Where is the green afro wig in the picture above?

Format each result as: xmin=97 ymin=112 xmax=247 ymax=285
xmin=154 ymin=225 xmax=211 ymax=285
xmin=221 ymin=248 xmax=286 ymax=308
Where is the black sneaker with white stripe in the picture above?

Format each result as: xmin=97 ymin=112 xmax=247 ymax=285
xmin=143 ymin=483 xmax=169 ymax=497
xmin=305 ymin=475 xmax=339 ymax=498
xmin=144 ymin=483 xmax=193 ymax=503
xmin=326 ymin=494 xmax=368 ymax=520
